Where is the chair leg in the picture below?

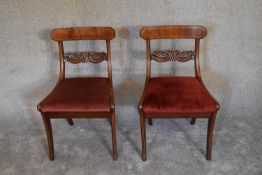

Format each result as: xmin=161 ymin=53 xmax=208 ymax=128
xmin=41 ymin=113 xmax=54 ymax=160
xmin=148 ymin=118 xmax=153 ymax=126
xmin=110 ymin=111 xmax=117 ymax=160
xmin=206 ymin=112 xmax=217 ymax=160
xmin=139 ymin=110 xmax=147 ymax=161
xmin=66 ymin=118 xmax=74 ymax=125
xmin=190 ymin=118 xmax=196 ymax=125
xmin=107 ymin=118 xmax=112 ymax=126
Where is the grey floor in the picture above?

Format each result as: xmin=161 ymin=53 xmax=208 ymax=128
xmin=0 ymin=106 xmax=261 ymax=175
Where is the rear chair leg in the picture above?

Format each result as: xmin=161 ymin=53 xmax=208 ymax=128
xmin=107 ymin=118 xmax=112 ymax=126
xmin=67 ymin=118 xmax=74 ymax=125
xmin=139 ymin=109 xmax=147 ymax=161
xmin=148 ymin=118 xmax=153 ymax=126
xmin=41 ymin=113 xmax=54 ymax=160
xmin=190 ymin=118 xmax=196 ymax=125
xmin=206 ymin=112 xmax=217 ymax=160
xmin=111 ymin=110 xmax=117 ymax=160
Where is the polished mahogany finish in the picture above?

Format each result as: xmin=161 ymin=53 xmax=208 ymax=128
xmin=38 ymin=27 xmax=117 ymax=160
xmin=50 ymin=27 xmax=115 ymax=41
xmin=140 ymin=25 xmax=207 ymax=39
xmin=138 ymin=25 xmax=219 ymax=161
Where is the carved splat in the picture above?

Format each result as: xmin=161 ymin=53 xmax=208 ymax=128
xmin=64 ymin=51 xmax=106 ymax=64
xmin=151 ymin=50 xmax=195 ymax=62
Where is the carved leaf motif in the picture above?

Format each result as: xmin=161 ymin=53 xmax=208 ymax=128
xmin=64 ymin=51 xmax=106 ymax=64
xmin=151 ymin=50 xmax=195 ymax=62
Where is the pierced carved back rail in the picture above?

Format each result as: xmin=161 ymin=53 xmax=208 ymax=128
xmin=64 ymin=51 xmax=107 ymax=64
xmin=151 ymin=50 xmax=195 ymax=62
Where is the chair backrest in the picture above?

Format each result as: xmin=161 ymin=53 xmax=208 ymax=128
xmin=50 ymin=27 xmax=115 ymax=80
xmin=140 ymin=25 xmax=207 ymax=80
xmin=51 ymin=27 xmax=115 ymax=41
xmin=140 ymin=25 xmax=206 ymax=39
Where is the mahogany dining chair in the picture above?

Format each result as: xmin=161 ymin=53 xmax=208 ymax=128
xmin=37 ymin=27 xmax=117 ymax=160
xmin=138 ymin=25 xmax=220 ymax=161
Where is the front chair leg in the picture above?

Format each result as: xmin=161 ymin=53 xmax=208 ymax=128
xmin=190 ymin=118 xmax=196 ymax=125
xmin=110 ymin=111 xmax=117 ymax=160
xmin=66 ymin=118 xmax=74 ymax=125
xmin=139 ymin=109 xmax=147 ymax=161
xmin=206 ymin=112 xmax=217 ymax=160
xmin=41 ymin=113 xmax=54 ymax=160
xmin=148 ymin=118 xmax=153 ymax=126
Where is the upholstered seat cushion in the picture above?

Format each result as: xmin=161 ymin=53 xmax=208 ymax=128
xmin=142 ymin=77 xmax=218 ymax=113
xmin=39 ymin=77 xmax=111 ymax=112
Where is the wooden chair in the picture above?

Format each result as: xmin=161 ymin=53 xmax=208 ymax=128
xmin=138 ymin=25 xmax=220 ymax=161
xmin=37 ymin=27 xmax=117 ymax=160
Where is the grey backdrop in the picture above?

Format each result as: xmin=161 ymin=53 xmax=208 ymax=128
xmin=0 ymin=0 xmax=261 ymax=175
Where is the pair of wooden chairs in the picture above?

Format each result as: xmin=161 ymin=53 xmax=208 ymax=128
xmin=37 ymin=25 xmax=219 ymax=161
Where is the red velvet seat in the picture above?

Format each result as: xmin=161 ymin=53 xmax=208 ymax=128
xmin=143 ymin=77 xmax=217 ymax=114
xmin=39 ymin=77 xmax=110 ymax=112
